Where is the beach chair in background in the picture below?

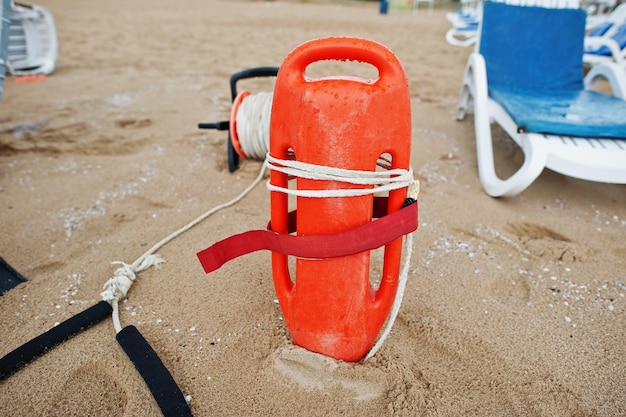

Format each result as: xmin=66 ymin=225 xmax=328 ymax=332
xmin=413 ymin=0 xmax=434 ymax=15
xmin=583 ymin=0 xmax=620 ymax=29
xmin=446 ymin=0 xmax=483 ymax=25
xmin=585 ymin=2 xmax=626 ymax=33
xmin=445 ymin=20 xmax=480 ymax=47
xmin=7 ymin=1 xmax=57 ymax=76
xmin=456 ymin=1 xmax=626 ymax=197
xmin=584 ymin=22 xmax=626 ymax=67
xmin=444 ymin=0 xmax=482 ymax=46
xmin=583 ymin=4 xmax=626 ymax=68
xmin=0 ymin=0 xmax=10 ymax=102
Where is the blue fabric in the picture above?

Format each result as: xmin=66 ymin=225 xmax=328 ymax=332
xmin=459 ymin=22 xmax=479 ymax=31
xmin=480 ymin=2 xmax=626 ymax=139
xmin=490 ymin=87 xmax=626 ymax=139
xmin=480 ymin=2 xmax=586 ymax=92
xmin=588 ymin=21 xmax=613 ymax=37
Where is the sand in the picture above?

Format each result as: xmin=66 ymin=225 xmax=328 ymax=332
xmin=1 ymin=0 xmax=625 ymax=415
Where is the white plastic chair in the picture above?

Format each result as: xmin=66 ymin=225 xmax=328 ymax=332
xmin=7 ymin=1 xmax=57 ymax=76
xmin=0 ymin=0 xmax=10 ymax=100
xmin=445 ymin=0 xmax=482 ymax=47
xmin=584 ymin=22 xmax=626 ymax=67
xmin=445 ymin=20 xmax=480 ymax=47
xmin=456 ymin=1 xmax=626 ymax=197
xmin=413 ymin=0 xmax=434 ymax=15
xmin=584 ymin=0 xmax=622 ymax=30
xmin=583 ymin=4 xmax=626 ymax=67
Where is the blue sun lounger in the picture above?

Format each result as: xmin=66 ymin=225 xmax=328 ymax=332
xmin=456 ymin=1 xmax=626 ymax=196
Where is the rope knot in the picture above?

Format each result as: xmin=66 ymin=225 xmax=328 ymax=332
xmin=101 ymin=255 xmax=165 ymax=303
xmin=101 ymin=262 xmax=137 ymax=303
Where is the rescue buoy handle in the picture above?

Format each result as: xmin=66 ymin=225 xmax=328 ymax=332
xmin=284 ymin=37 xmax=404 ymax=84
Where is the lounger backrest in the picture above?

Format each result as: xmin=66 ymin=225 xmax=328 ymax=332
xmin=479 ymin=1 xmax=586 ymax=92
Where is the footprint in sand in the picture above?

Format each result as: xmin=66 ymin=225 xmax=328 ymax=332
xmin=269 ymin=345 xmax=385 ymax=401
xmin=390 ymin=310 xmax=589 ymax=416
xmin=506 ymin=222 xmax=591 ymax=262
xmin=490 ymin=272 xmax=532 ymax=306
xmin=115 ymin=118 xmax=152 ymax=129
xmin=41 ymin=363 xmax=128 ymax=416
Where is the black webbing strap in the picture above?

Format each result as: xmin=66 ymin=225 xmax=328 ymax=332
xmin=116 ymin=325 xmax=193 ymax=417
xmin=0 ymin=300 xmax=112 ymax=380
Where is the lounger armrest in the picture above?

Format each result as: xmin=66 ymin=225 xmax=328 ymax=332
xmin=445 ymin=27 xmax=477 ymax=47
xmin=584 ymin=36 xmax=624 ymax=63
xmin=584 ymin=62 xmax=626 ymax=99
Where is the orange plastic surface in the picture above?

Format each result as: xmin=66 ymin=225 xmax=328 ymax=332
xmin=13 ymin=74 xmax=47 ymax=84
xmin=269 ymin=37 xmax=412 ymax=362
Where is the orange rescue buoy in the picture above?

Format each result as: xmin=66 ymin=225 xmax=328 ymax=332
xmin=269 ymin=37 xmax=412 ymax=362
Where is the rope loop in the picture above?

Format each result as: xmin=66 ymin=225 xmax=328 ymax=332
xmin=264 ymin=153 xmax=415 ymax=198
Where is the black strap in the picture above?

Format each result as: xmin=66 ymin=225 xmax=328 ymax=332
xmin=117 ymin=326 xmax=193 ymax=417
xmin=0 ymin=300 xmax=112 ymax=380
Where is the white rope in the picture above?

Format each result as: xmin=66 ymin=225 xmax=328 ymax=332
xmin=365 ymin=233 xmax=412 ymax=360
xmin=235 ymin=92 xmax=273 ymax=160
xmin=101 ymin=162 xmax=267 ymax=333
xmin=264 ymin=153 xmax=415 ymax=198
xmin=365 ymin=177 xmax=419 ymax=359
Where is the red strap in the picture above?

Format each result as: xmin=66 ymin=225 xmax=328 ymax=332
xmin=196 ymin=200 xmax=417 ymax=274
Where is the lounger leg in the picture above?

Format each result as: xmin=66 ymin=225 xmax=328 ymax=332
xmin=584 ymin=62 xmax=626 ymax=99
xmin=456 ymin=58 xmax=476 ymax=120
xmin=460 ymin=53 xmax=548 ymax=197
xmin=477 ymin=130 xmax=548 ymax=197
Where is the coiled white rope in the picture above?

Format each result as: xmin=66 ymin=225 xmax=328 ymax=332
xmin=235 ymin=92 xmax=273 ymax=160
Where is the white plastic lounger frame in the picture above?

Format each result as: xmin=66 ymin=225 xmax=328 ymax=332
xmin=445 ymin=23 xmax=479 ymax=47
xmin=456 ymin=1 xmax=626 ymax=197
xmin=445 ymin=0 xmax=483 ymax=47
xmin=0 ymin=0 xmax=10 ymax=102
xmin=584 ymin=34 xmax=626 ymax=67
xmin=585 ymin=2 xmax=626 ymax=32
xmin=583 ymin=4 xmax=626 ymax=67
xmin=7 ymin=1 xmax=57 ymax=76
xmin=413 ymin=0 xmax=434 ymax=15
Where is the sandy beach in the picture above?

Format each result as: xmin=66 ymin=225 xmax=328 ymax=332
xmin=1 ymin=0 xmax=625 ymax=415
